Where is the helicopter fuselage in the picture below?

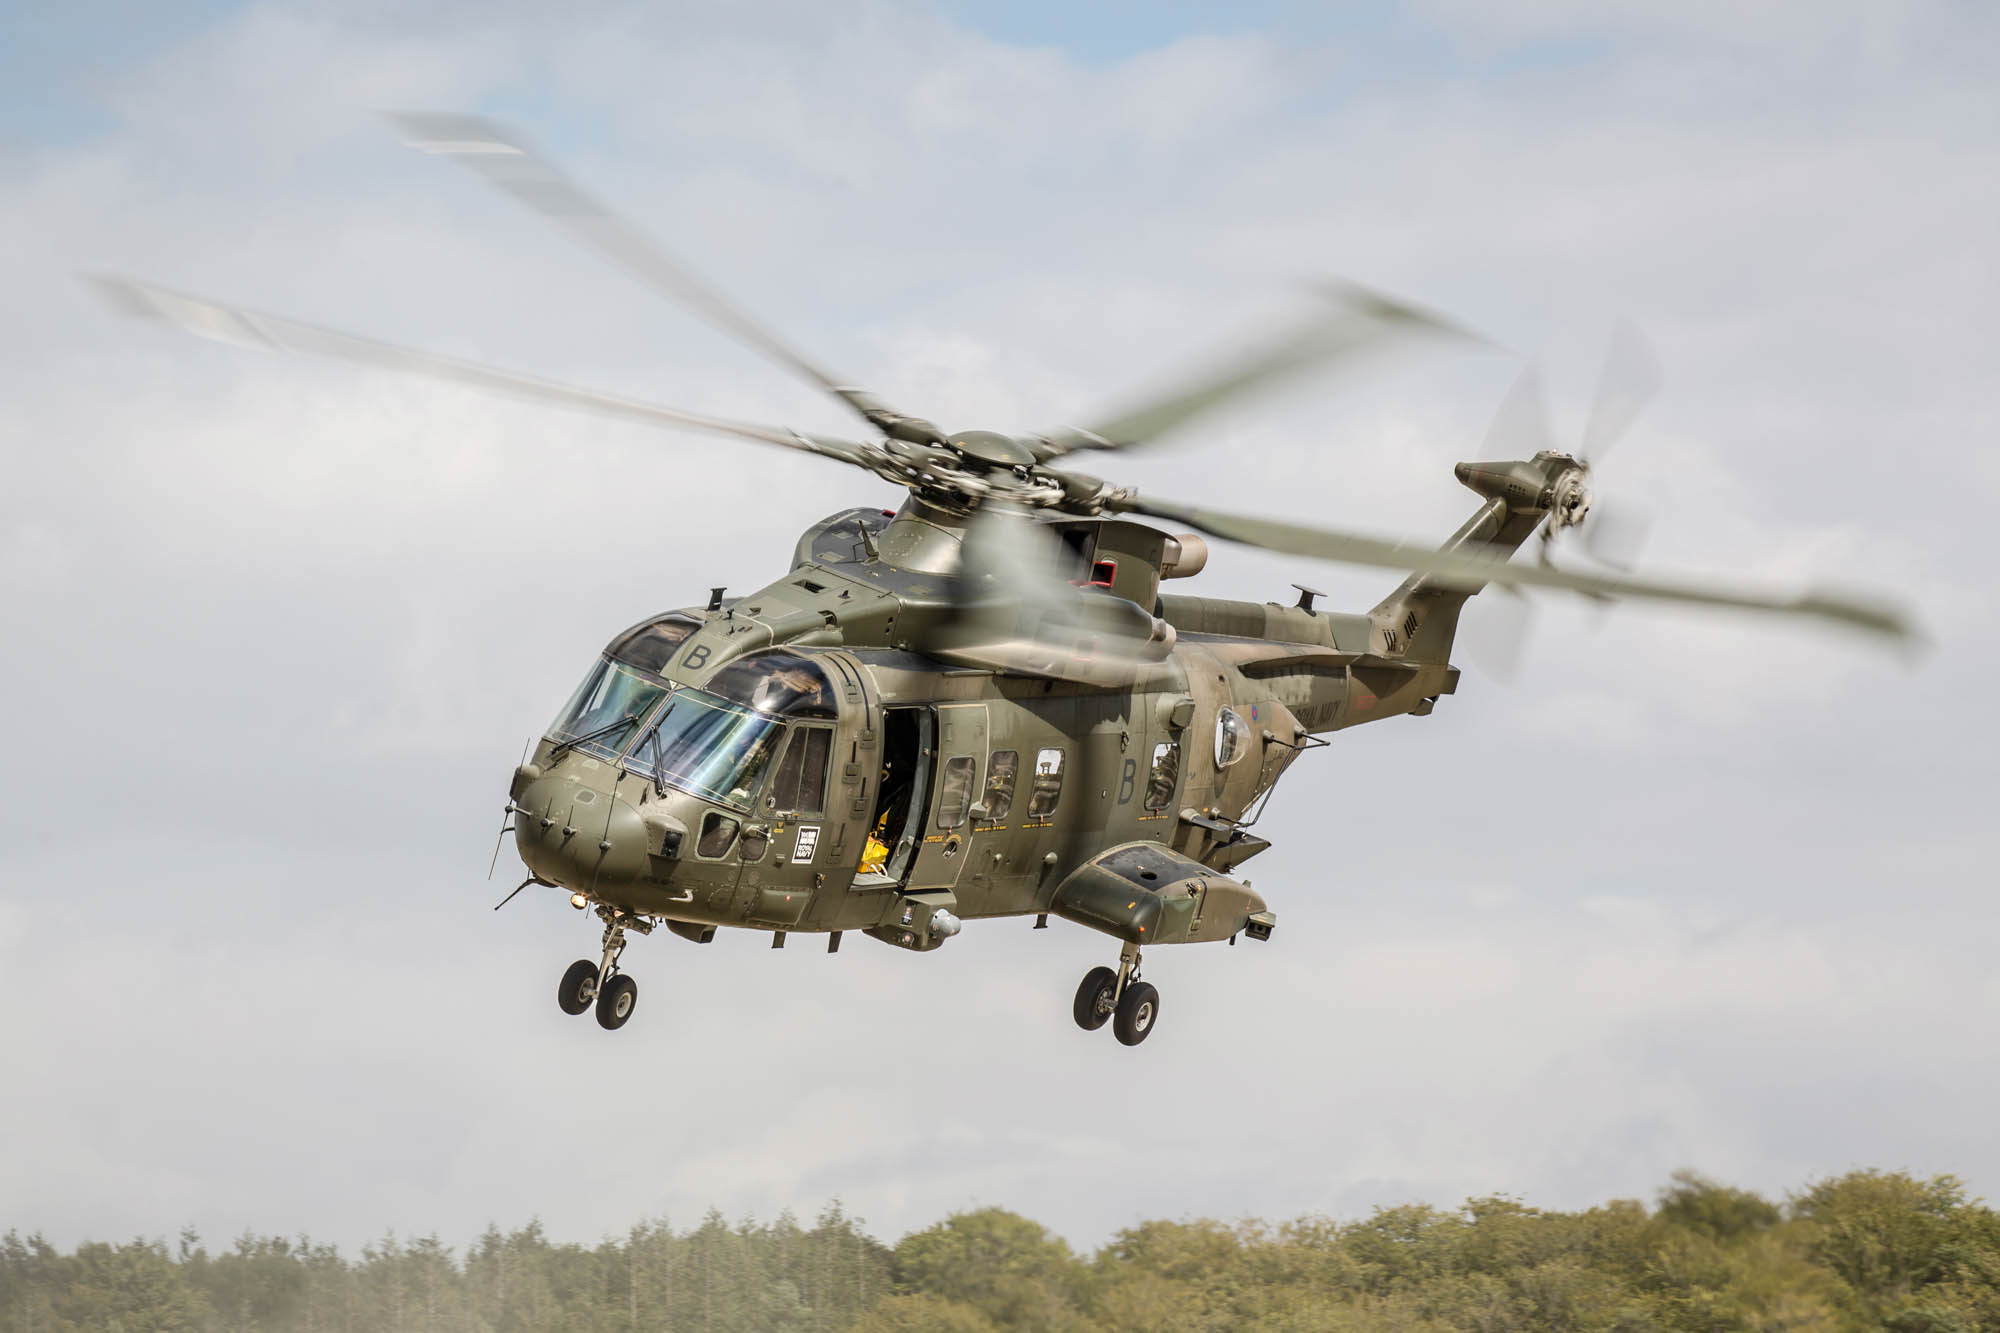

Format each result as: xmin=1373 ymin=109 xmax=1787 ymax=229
xmin=505 ymin=479 xmax=1504 ymax=957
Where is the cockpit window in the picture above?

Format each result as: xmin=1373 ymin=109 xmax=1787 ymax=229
xmin=605 ymin=614 xmax=702 ymax=676
xmin=548 ymin=658 xmax=667 ymax=760
xmin=622 ymin=689 xmax=783 ymax=810
xmin=768 ymin=726 xmax=832 ymax=815
xmin=704 ymin=649 xmax=837 ymax=719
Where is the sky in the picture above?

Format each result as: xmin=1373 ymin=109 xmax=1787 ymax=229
xmin=2 ymin=0 xmax=1997 ymax=1257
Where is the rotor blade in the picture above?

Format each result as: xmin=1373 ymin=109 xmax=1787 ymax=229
xmin=1482 ymin=363 xmax=1554 ymax=459
xmin=927 ymin=506 xmax=1177 ymax=685
xmin=1460 ymin=584 xmax=1536 ymax=684
xmin=92 ymin=276 xmax=873 ymax=466
xmin=1579 ymin=321 xmax=1661 ymax=463
xmin=1118 ymin=495 xmax=1917 ymax=643
xmin=387 ymin=112 xmax=931 ymax=441
xmin=1036 ymin=281 xmax=1489 ymax=458
xmin=1579 ymin=498 xmax=1653 ymax=572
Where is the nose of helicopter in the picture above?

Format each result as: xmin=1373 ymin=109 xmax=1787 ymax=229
xmin=512 ymin=773 xmax=650 ymax=892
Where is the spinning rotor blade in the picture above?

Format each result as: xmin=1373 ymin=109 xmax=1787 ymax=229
xmin=1039 ymin=282 xmax=1485 ymax=457
xmin=1579 ymin=497 xmax=1652 ymax=571
xmin=928 ymin=506 xmax=1176 ymax=685
xmin=1487 ymin=347 xmax=1656 ymax=570
xmin=389 ymin=113 xmax=937 ymax=443
xmin=1461 ymin=585 xmax=1536 ymax=684
xmin=1579 ymin=321 xmax=1662 ymax=463
xmin=1118 ymin=494 xmax=1916 ymax=643
xmin=93 ymin=277 xmax=873 ymax=466
xmin=1482 ymin=364 xmax=1554 ymax=461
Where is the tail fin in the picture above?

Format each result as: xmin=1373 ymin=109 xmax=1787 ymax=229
xmin=1369 ymin=453 xmax=1574 ymax=664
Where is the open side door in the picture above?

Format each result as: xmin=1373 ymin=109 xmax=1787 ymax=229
xmin=905 ymin=703 xmax=988 ymax=891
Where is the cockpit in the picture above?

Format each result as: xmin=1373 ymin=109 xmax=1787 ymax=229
xmin=544 ymin=641 xmax=841 ymax=815
xmin=621 ymin=651 xmax=834 ymax=809
xmin=544 ymin=614 xmax=703 ymax=760
xmin=546 ymin=658 xmax=669 ymax=761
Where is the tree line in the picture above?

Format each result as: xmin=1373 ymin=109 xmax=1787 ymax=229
xmin=5 ymin=1170 xmax=1998 ymax=1331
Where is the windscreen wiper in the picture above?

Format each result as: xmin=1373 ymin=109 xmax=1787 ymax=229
xmin=550 ymin=712 xmax=642 ymax=759
xmin=627 ymin=730 xmax=670 ymax=797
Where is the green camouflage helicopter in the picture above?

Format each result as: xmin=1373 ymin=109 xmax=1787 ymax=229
xmin=99 ymin=115 xmax=1913 ymax=1047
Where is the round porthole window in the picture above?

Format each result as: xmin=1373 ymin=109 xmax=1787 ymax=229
xmin=1215 ymin=707 xmax=1252 ymax=767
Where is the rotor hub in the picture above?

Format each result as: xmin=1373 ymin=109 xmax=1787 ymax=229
xmin=949 ymin=429 xmax=1037 ymax=470
xmin=1546 ymin=461 xmax=1593 ymax=535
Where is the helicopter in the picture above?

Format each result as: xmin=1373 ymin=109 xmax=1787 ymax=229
xmin=97 ymin=114 xmax=1914 ymax=1047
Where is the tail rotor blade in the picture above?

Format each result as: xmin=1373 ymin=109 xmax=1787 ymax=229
xmin=1481 ymin=363 xmax=1554 ymax=460
xmin=1579 ymin=321 xmax=1661 ymax=464
xmin=1462 ymin=584 xmax=1536 ymax=684
xmin=1580 ymin=498 xmax=1653 ymax=572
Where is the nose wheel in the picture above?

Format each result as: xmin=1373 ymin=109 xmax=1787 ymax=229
xmin=555 ymin=905 xmax=652 ymax=1031
xmin=1072 ymin=942 xmax=1160 ymax=1046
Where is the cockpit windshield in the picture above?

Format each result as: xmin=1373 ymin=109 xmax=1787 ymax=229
xmin=548 ymin=659 xmax=668 ymax=760
xmin=705 ymin=650 xmax=838 ymax=719
xmin=605 ymin=614 xmax=701 ymax=676
xmin=622 ymin=690 xmax=783 ymax=810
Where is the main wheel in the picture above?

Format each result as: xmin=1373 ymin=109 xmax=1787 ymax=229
xmin=1113 ymin=981 xmax=1160 ymax=1047
xmin=595 ymin=973 xmax=639 ymax=1030
xmin=1073 ymin=966 xmax=1118 ymax=1031
xmin=557 ymin=959 xmax=599 ymax=1016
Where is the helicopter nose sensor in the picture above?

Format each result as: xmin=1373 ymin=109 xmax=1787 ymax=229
xmin=513 ymin=774 xmax=649 ymax=893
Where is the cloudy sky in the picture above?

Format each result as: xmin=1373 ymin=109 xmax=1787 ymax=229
xmin=3 ymin=0 xmax=1996 ymax=1255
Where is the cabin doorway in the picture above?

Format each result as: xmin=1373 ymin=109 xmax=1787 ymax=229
xmin=856 ymin=707 xmax=932 ymax=886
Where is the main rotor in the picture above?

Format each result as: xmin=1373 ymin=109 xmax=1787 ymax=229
xmin=95 ymin=112 xmax=1915 ymax=649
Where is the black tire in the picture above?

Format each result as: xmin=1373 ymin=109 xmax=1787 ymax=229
xmin=557 ymin=959 xmax=599 ymax=1016
xmin=1113 ymin=981 xmax=1160 ymax=1047
xmin=1073 ymin=966 xmax=1118 ymax=1031
xmin=595 ymin=973 xmax=639 ymax=1030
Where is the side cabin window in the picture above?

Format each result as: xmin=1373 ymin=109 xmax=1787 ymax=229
xmin=936 ymin=756 xmax=977 ymax=830
xmin=698 ymin=811 xmax=740 ymax=859
xmin=1027 ymin=747 xmax=1066 ymax=819
xmin=984 ymin=749 xmax=1019 ymax=821
xmin=767 ymin=726 xmax=832 ymax=815
xmin=705 ymin=649 xmax=838 ymax=719
xmin=1144 ymin=741 xmax=1179 ymax=812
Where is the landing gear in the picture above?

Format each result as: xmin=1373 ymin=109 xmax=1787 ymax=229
xmin=557 ymin=959 xmax=598 ymax=1015
xmin=1073 ymin=966 xmax=1117 ymax=1031
xmin=1074 ymin=942 xmax=1160 ymax=1047
xmin=1113 ymin=981 xmax=1159 ymax=1047
xmin=595 ymin=973 xmax=638 ymax=1030
xmin=555 ymin=905 xmax=653 ymax=1031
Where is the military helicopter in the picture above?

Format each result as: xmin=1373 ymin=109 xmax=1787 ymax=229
xmin=98 ymin=115 xmax=1913 ymax=1047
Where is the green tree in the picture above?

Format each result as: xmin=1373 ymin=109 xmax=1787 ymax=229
xmin=1793 ymin=1170 xmax=2000 ymax=1330
xmin=1656 ymin=1171 xmax=1782 ymax=1244
xmin=893 ymin=1208 xmax=1093 ymax=1330
xmin=849 ymin=1290 xmax=1000 ymax=1331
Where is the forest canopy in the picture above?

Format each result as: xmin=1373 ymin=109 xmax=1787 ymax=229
xmin=6 ymin=1170 xmax=1999 ymax=1331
